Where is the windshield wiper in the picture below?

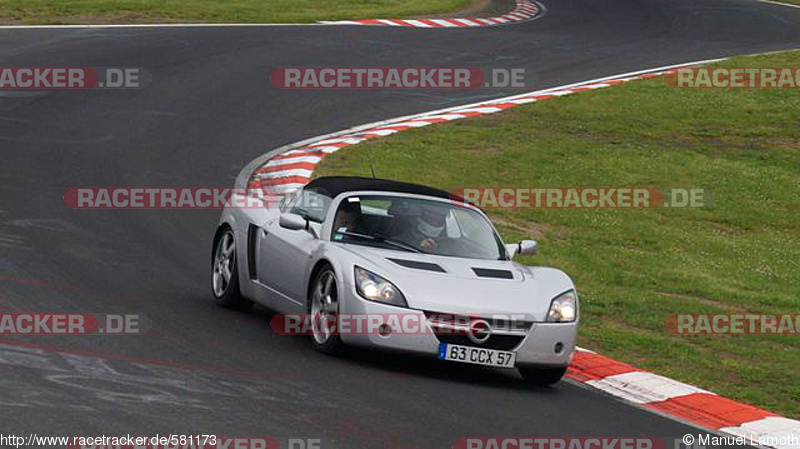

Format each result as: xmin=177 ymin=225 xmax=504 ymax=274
xmin=337 ymin=230 xmax=421 ymax=253
xmin=375 ymin=234 xmax=423 ymax=253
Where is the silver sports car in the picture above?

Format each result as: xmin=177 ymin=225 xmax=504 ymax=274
xmin=212 ymin=176 xmax=578 ymax=385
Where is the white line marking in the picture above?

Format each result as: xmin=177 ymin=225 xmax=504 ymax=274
xmin=258 ymin=168 xmax=314 ymax=178
xmin=585 ymin=371 xmax=712 ymax=404
xmin=0 ymin=22 xmax=323 ymax=29
xmin=317 ymin=20 xmax=361 ymax=25
xmin=310 ymin=137 xmax=364 ymax=146
xmin=429 ymin=19 xmax=460 ymax=27
xmin=450 ymin=107 xmax=504 ymax=114
xmin=280 ymin=149 xmax=321 ymax=157
xmin=385 ymin=120 xmax=434 ymax=127
xmin=319 ymin=0 xmax=542 ymax=27
xmin=758 ymin=0 xmax=800 ymax=8
xmin=452 ymin=18 xmax=481 ymax=27
xmin=357 ymin=129 xmax=399 ymax=137
xmin=314 ymin=146 xmax=343 ymax=154
xmin=721 ymin=417 xmax=800 ymax=447
xmin=412 ymin=113 xmax=466 ymax=121
xmin=401 ymin=20 xmax=432 ymax=28
xmin=263 ymin=156 xmax=322 ymax=167
xmin=505 ymin=98 xmax=538 ymax=104
xmin=263 ymin=183 xmax=308 ymax=193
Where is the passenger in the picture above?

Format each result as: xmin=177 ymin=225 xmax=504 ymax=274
xmin=399 ymin=203 xmax=448 ymax=250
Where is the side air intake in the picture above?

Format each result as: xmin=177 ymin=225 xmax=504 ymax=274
xmin=247 ymin=224 xmax=259 ymax=279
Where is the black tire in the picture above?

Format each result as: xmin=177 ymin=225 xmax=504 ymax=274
xmin=518 ymin=365 xmax=568 ymax=386
xmin=308 ymin=265 xmax=346 ymax=355
xmin=211 ymin=227 xmax=252 ymax=310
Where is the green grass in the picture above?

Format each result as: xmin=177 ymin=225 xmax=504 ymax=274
xmin=0 ymin=0 xmax=470 ymax=24
xmin=315 ymin=50 xmax=800 ymax=418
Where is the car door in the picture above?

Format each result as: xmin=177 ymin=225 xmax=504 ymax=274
xmin=258 ymin=189 xmax=329 ymax=307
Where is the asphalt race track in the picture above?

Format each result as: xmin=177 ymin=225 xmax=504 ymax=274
xmin=1 ymin=0 xmax=800 ymax=447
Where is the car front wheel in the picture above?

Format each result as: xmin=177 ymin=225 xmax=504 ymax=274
xmin=308 ymin=265 xmax=345 ymax=355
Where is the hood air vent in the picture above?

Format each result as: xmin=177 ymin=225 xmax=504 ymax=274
xmin=388 ymin=258 xmax=446 ymax=273
xmin=471 ymin=268 xmax=514 ymax=279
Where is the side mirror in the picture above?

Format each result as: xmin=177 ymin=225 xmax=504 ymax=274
xmin=279 ymin=213 xmax=307 ymax=231
xmin=279 ymin=213 xmax=319 ymax=238
xmin=519 ymin=239 xmax=538 ymax=256
xmin=506 ymin=239 xmax=537 ymax=258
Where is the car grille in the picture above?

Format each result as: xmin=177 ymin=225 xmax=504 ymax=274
xmin=424 ymin=312 xmax=531 ymax=351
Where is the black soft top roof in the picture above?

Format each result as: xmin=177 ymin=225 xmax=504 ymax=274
xmin=304 ymin=176 xmax=458 ymax=201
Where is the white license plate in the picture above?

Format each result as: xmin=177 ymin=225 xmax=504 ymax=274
xmin=438 ymin=343 xmax=516 ymax=368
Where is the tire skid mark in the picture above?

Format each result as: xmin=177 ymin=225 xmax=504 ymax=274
xmin=0 ymin=341 xmax=340 ymax=410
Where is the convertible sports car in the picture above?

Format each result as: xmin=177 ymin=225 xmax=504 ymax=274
xmin=212 ymin=176 xmax=579 ymax=385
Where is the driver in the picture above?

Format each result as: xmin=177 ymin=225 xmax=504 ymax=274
xmin=332 ymin=200 xmax=362 ymax=234
xmin=400 ymin=203 xmax=448 ymax=250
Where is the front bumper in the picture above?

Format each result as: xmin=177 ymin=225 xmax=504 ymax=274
xmin=339 ymin=292 xmax=578 ymax=368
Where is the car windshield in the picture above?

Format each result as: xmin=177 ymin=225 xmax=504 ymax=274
xmin=330 ymin=195 xmax=505 ymax=260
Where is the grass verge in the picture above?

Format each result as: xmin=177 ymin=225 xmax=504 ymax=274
xmin=315 ymin=50 xmax=800 ymax=418
xmin=0 ymin=0 xmax=470 ymax=25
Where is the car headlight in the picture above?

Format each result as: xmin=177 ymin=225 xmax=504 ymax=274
xmin=547 ymin=290 xmax=577 ymax=322
xmin=354 ymin=266 xmax=407 ymax=307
